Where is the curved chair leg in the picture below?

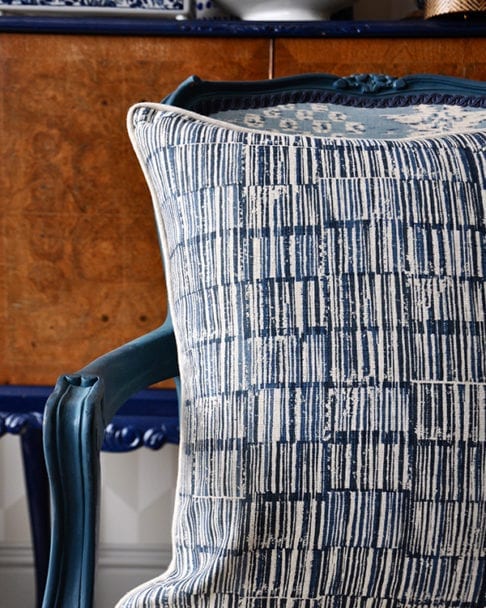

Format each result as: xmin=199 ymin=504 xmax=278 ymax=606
xmin=41 ymin=375 xmax=105 ymax=608
xmin=20 ymin=426 xmax=51 ymax=608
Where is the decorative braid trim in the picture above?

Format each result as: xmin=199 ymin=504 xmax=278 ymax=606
xmin=192 ymin=90 xmax=486 ymax=116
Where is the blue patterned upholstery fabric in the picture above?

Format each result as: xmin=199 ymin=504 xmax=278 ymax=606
xmin=212 ymin=102 xmax=486 ymax=139
xmin=123 ymin=102 xmax=486 ymax=607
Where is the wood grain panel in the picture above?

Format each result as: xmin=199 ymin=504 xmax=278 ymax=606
xmin=464 ymin=38 xmax=486 ymax=80
xmin=2 ymin=32 xmax=483 ymax=388
xmin=0 ymin=34 xmax=270 ymax=385
xmin=0 ymin=214 xmax=6 ymax=383
xmin=274 ymin=38 xmax=486 ymax=80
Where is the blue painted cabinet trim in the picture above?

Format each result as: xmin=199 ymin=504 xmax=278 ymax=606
xmin=0 ymin=382 xmax=179 ymax=608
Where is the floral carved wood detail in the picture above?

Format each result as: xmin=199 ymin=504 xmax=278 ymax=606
xmin=333 ymin=73 xmax=408 ymax=94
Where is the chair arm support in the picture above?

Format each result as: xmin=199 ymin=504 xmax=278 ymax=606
xmin=41 ymin=323 xmax=178 ymax=608
xmin=81 ymin=321 xmax=179 ymax=424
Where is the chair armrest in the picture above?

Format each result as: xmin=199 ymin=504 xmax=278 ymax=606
xmin=42 ymin=322 xmax=178 ymax=608
xmin=80 ymin=321 xmax=179 ymax=424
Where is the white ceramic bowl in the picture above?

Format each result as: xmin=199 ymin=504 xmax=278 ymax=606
xmin=215 ymin=0 xmax=354 ymax=20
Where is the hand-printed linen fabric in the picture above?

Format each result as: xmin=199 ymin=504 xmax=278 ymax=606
xmin=212 ymin=102 xmax=486 ymax=139
xmin=123 ymin=103 xmax=486 ymax=607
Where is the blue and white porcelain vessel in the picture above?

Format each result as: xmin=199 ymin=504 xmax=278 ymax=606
xmin=215 ymin=0 xmax=354 ymax=20
xmin=0 ymin=0 xmax=190 ymax=17
xmin=194 ymin=0 xmax=230 ymax=19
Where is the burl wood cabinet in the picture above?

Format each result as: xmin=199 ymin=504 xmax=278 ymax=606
xmin=1 ymin=31 xmax=485 ymax=386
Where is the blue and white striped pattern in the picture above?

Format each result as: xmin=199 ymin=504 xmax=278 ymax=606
xmin=122 ymin=103 xmax=486 ymax=607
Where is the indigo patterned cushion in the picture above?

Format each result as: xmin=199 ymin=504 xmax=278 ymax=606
xmin=122 ymin=101 xmax=486 ymax=607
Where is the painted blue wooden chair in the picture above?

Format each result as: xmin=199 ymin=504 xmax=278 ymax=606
xmin=42 ymin=73 xmax=486 ymax=608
